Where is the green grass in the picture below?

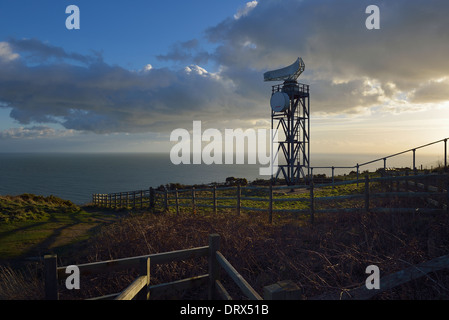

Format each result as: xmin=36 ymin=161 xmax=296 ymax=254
xmin=0 ymin=194 xmax=80 ymax=223
xmin=160 ymin=179 xmax=369 ymax=222
xmin=0 ymin=194 xmax=121 ymax=260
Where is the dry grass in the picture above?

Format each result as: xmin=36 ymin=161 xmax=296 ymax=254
xmin=54 ymin=203 xmax=449 ymax=300
xmin=2 ymin=191 xmax=449 ymax=300
xmin=0 ymin=264 xmax=43 ymax=300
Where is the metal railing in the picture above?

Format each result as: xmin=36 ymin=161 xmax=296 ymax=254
xmin=310 ymin=137 xmax=448 ymax=183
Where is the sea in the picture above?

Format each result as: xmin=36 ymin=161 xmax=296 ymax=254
xmin=0 ymin=152 xmax=444 ymax=205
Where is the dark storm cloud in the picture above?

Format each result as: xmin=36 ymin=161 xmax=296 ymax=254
xmin=8 ymin=38 xmax=101 ymax=64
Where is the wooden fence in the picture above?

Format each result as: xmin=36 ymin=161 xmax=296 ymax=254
xmin=44 ymin=233 xmax=449 ymax=300
xmin=44 ymin=234 xmax=265 ymax=300
xmin=93 ymin=173 xmax=449 ymax=223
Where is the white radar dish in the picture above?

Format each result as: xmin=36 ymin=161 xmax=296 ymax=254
xmin=264 ymin=57 xmax=305 ymax=82
xmin=270 ymin=92 xmax=290 ymax=112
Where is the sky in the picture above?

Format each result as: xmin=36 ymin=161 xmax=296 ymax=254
xmin=0 ymin=0 xmax=449 ymax=160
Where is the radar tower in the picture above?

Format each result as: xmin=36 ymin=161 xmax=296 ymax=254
xmin=264 ymin=57 xmax=310 ymax=185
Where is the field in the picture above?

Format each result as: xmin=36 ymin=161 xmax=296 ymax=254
xmin=1 ymin=171 xmax=449 ymax=300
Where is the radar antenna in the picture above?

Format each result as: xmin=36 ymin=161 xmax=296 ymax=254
xmin=263 ymin=57 xmax=305 ymax=82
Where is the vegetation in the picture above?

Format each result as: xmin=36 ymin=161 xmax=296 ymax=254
xmin=54 ymin=206 xmax=449 ymax=300
xmin=0 ymin=194 xmax=121 ymax=260
xmin=0 ymin=194 xmax=80 ymax=223
xmin=0 ymin=168 xmax=448 ymax=300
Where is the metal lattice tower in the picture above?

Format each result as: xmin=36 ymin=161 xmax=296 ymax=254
xmin=264 ymin=58 xmax=310 ymax=185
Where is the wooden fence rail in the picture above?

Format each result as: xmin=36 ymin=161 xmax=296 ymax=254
xmin=44 ymin=234 xmax=266 ymax=301
xmin=44 ymin=234 xmax=449 ymax=300
xmin=93 ymin=173 xmax=449 ymax=223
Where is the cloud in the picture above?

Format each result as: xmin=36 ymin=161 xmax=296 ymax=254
xmin=7 ymin=38 xmax=101 ymax=65
xmin=411 ymin=78 xmax=449 ymax=103
xmin=156 ymin=39 xmax=210 ymax=65
xmin=0 ymin=42 xmax=19 ymax=62
xmin=142 ymin=64 xmax=153 ymax=72
xmin=234 ymin=1 xmax=258 ymax=20
xmin=0 ymin=126 xmax=75 ymax=139
xmin=0 ymin=39 xmax=260 ymax=134
xmin=1 ymin=0 xmax=449 ymax=138
xmin=204 ymin=0 xmax=449 ymax=112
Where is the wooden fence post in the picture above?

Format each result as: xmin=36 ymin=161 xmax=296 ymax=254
xmin=213 ymin=186 xmax=217 ymax=214
xmin=332 ymin=166 xmax=335 ymax=189
xmin=175 ymin=188 xmax=179 ymax=215
xmin=192 ymin=187 xmax=196 ymax=214
xmin=137 ymin=257 xmax=150 ymax=300
xmin=365 ymin=175 xmax=370 ymax=212
xmin=44 ymin=254 xmax=58 ymax=300
xmin=208 ymin=234 xmax=220 ymax=300
xmin=149 ymin=187 xmax=154 ymax=209
xmin=164 ymin=188 xmax=168 ymax=211
xmin=268 ymin=184 xmax=273 ymax=224
xmin=237 ymin=185 xmax=241 ymax=216
xmin=125 ymin=192 xmax=129 ymax=208
xmin=133 ymin=191 xmax=136 ymax=209
xmin=310 ymin=182 xmax=315 ymax=224
xmin=140 ymin=190 xmax=143 ymax=209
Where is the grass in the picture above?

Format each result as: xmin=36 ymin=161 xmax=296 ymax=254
xmin=0 ymin=194 xmax=122 ymax=260
xmin=161 ymin=177 xmax=368 ymax=218
xmin=0 ymin=194 xmax=80 ymax=223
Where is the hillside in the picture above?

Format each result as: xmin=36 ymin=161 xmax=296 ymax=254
xmin=1 ymin=172 xmax=449 ymax=300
